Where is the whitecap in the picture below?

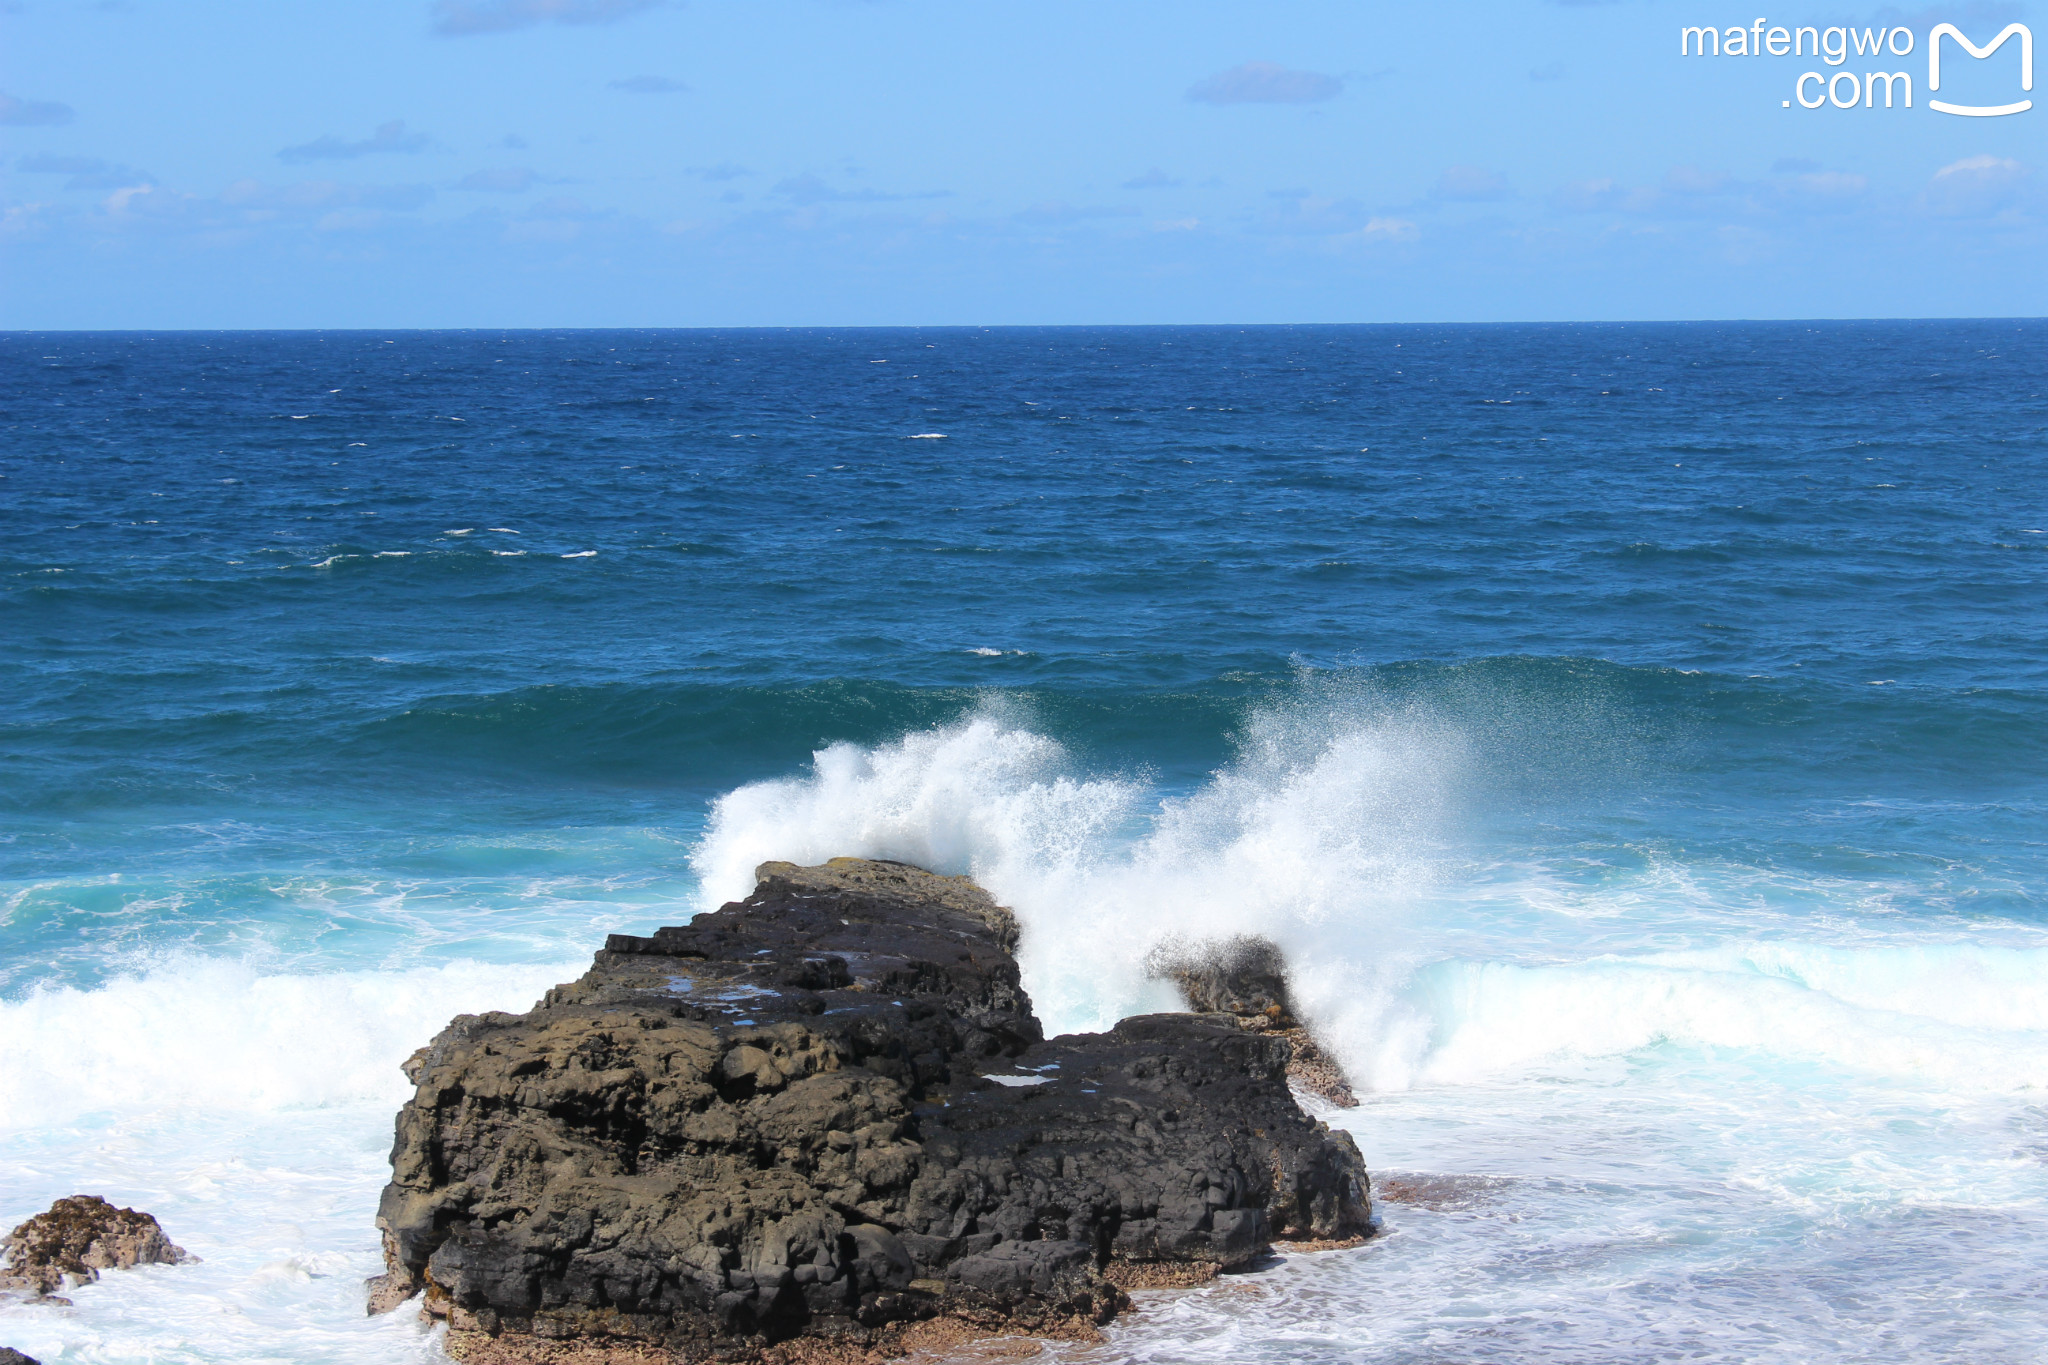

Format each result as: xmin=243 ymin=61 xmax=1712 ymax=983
xmin=687 ymin=699 xmax=2048 ymax=1099
xmin=689 ymin=697 xmax=1455 ymax=1052
xmin=561 ymin=551 xmax=597 ymax=559
xmin=0 ymin=957 xmax=577 ymax=1127
xmin=1374 ymin=937 xmax=2048 ymax=1094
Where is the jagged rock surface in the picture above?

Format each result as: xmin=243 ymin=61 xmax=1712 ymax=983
xmin=373 ymin=859 xmax=1371 ymax=1356
xmin=1159 ymin=935 xmax=1296 ymax=1024
xmin=1150 ymin=934 xmax=1359 ymax=1108
xmin=0 ymin=1196 xmax=195 ymax=1297
xmin=0 ymin=1348 xmax=42 ymax=1365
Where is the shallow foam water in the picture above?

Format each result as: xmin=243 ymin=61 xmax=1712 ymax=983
xmin=3 ymin=323 xmax=2046 ymax=1361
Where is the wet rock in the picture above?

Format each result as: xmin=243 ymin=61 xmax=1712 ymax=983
xmin=372 ymin=858 xmax=1371 ymax=1356
xmin=0 ymin=1348 xmax=42 ymax=1365
xmin=0 ymin=1195 xmax=196 ymax=1297
xmin=1158 ymin=934 xmax=1295 ymax=1024
xmin=1149 ymin=934 xmax=1359 ymax=1108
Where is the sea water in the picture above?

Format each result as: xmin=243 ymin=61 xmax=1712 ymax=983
xmin=2 ymin=323 xmax=2045 ymax=1362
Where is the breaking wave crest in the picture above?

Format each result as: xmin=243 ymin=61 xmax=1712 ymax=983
xmin=0 ymin=957 xmax=578 ymax=1129
xmin=691 ymin=701 xmax=2048 ymax=1096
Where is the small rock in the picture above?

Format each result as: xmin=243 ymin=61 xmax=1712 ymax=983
xmin=1 ymin=1195 xmax=196 ymax=1297
xmin=0 ymin=1348 xmax=43 ymax=1365
xmin=1149 ymin=934 xmax=1360 ymax=1107
xmin=1154 ymin=934 xmax=1296 ymax=1024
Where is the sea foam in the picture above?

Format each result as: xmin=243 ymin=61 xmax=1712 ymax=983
xmin=0 ymin=957 xmax=579 ymax=1129
xmin=0 ymin=959 xmax=579 ymax=1364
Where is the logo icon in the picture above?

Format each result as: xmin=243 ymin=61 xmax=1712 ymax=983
xmin=1928 ymin=22 xmax=2032 ymax=116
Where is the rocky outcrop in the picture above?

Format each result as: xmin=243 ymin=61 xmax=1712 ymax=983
xmin=0 ymin=1348 xmax=42 ymax=1365
xmin=372 ymin=859 xmax=1371 ymax=1360
xmin=1 ymin=1196 xmax=195 ymax=1297
xmin=1149 ymin=935 xmax=1358 ymax=1108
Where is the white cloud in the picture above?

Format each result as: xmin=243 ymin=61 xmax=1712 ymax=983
xmin=1551 ymin=165 xmax=1877 ymax=222
xmin=0 ymin=203 xmax=58 ymax=240
xmin=103 ymin=184 xmax=173 ymax=217
xmin=1013 ymin=201 xmax=1140 ymax=224
xmin=531 ymin=195 xmax=593 ymax=215
xmin=1357 ymin=216 xmax=1418 ymax=241
xmin=315 ymin=208 xmax=392 ymax=234
xmin=1252 ymin=191 xmax=1418 ymax=241
xmin=609 ymin=75 xmax=688 ymax=93
xmin=222 ymin=179 xmax=436 ymax=212
xmin=17 ymin=154 xmax=155 ymax=190
xmin=279 ymin=121 xmax=432 ymax=163
xmin=1555 ymin=177 xmax=1662 ymax=214
xmin=0 ymin=91 xmax=75 ymax=126
xmin=506 ymin=218 xmax=583 ymax=243
xmin=456 ymin=167 xmax=536 ymax=192
xmin=1186 ymin=62 xmax=1344 ymax=105
xmin=1934 ymin=153 xmax=2023 ymax=180
xmin=771 ymin=173 xmax=948 ymax=205
xmin=1664 ymin=165 xmax=1731 ymax=196
xmin=1785 ymin=170 xmax=1868 ymax=201
xmin=1435 ymin=166 xmax=1511 ymax=201
xmin=17 ymin=154 xmax=104 ymax=173
xmin=432 ymin=0 xmax=663 ymax=35
xmin=1923 ymin=154 xmax=2030 ymax=217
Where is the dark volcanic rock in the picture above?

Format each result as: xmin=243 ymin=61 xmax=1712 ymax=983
xmin=1151 ymin=934 xmax=1359 ymax=1108
xmin=373 ymin=858 xmax=1371 ymax=1357
xmin=1 ymin=1195 xmax=195 ymax=1297
xmin=1160 ymin=935 xmax=1296 ymax=1024
xmin=0 ymin=1348 xmax=42 ymax=1365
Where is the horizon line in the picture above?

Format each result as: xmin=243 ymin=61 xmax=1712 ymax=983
xmin=5 ymin=316 xmax=2045 ymax=335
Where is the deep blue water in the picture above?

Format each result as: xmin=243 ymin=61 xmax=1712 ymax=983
xmin=3 ymin=323 xmax=2047 ymax=1364
xmin=5 ymin=323 xmax=2046 ymax=981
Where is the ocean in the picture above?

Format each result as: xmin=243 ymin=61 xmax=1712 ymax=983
xmin=2 ymin=322 xmax=2045 ymax=1362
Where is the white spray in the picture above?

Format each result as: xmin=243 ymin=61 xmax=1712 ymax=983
xmin=690 ymin=693 xmax=1463 ymax=1089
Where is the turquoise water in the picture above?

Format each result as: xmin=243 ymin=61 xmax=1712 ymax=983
xmin=3 ymin=323 xmax=2046 ymax=1361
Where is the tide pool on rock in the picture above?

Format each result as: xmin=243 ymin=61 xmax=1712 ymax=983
xmin=3 ymin=324 xmax=2047 ymax=1363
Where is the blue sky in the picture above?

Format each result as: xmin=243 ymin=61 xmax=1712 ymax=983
xmin=1 ymin=0 xmax=2040 ymax=326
